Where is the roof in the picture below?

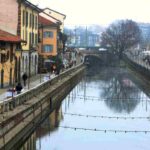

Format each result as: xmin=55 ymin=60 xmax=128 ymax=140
xmin=0 ymin=29 xmax=22 ymax=43
xmin=43 ymin=8 xmax=66 ymax=19
xmin=40 ymin=11 xmax=62 ymax=24
xmin=39 ymin=16 xmax=58 ymax=27
xmin=20 ymin=0 xmax=42 ymax=12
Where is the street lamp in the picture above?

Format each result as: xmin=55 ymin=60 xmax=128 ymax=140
xmin=28 ymin=45 xmax=36 ymax=89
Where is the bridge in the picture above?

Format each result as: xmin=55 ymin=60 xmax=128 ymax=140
xmin=0 ymin=64 xmax=85 ymax=150
xmin=68 ymin=46 xmax=101 ymax=51
xmin=79 ymin=49 xmax=117 ymax=66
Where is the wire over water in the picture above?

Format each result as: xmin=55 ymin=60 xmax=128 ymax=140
xmin=59 ymin=126 xmax=150 ymax=134
xmin=63 ymin=112 xmax=150 ymax=120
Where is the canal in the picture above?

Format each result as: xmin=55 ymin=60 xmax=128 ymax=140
xmin=19 ymin=66 xmax=150 ymax=150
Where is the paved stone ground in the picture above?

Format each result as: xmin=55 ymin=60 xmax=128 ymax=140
xmin=0 ymin=54 xmax=83 ymax=102
xmin=0 ymin=73 xmax=55 ymax=101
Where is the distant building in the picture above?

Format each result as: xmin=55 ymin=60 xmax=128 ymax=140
xmin=43 ymin=8 xmax=66 ymax=32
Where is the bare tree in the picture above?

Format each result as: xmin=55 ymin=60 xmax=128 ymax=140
xmin=59 ymin=32 xmax=68 ymax=53
xmin=101 ymin=20 xmax=141 ymax=58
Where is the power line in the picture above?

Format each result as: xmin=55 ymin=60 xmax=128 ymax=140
xmin=68 ymin=95 xmax=150 ymax=102
xmin=59 ymin=126 xmax=150 ymax=134
xmin=63 ymin=112 xmax=150 ymax=120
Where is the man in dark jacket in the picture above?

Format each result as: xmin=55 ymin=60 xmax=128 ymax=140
xmin=22 ymin=73 xmax=28 ymax=86
xmin=16 ymin=83 xmax=23 ymax=94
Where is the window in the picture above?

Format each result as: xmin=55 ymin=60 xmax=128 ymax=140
xmin=23 ymin=30 xmax=24 ymax=40
xmin=16 ymin=44 xmax=21 ymax=50
xmin=26 ymin=30 xmax=28 ymax=42
xmin=32 ymin=14 xmax=34 ymax=29
xmin=43 ymin=45 xmax=53 ymax=52
xmin=32 ymin=32 xmax=34 ymax=44
xmin=10 ymin=44 xmax=13 ymax=62
xmin=30 ymin=13 xmax=32 ymax=28
xmin=26 ymin=11 xmax=28 ymax=27
xmin=23 ymin=10 xmax=25 ymax=26
xmin=35 ymin=16 xmax=38 ymax=29
xmin=43 ymin=31 xmax=53 ymax=38
xmin=35 ymin=34 xmax=38 ymax=45
xmin=0 ymin=42 xmax=6 ymax=63
xmin=29 ymin=32 xmax=32 ymax=45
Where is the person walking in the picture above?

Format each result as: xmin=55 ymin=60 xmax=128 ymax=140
xmin=22 ymin=73 xmax=28 ymax=86
xmin=15 ymin=83 xmax=23 ymax=94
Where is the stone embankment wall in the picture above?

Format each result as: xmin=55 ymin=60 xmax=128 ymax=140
xmin=123 ymin=54 xmax=150 ymax=79
xmin=0 ymin=64 xmax=85 ymax=150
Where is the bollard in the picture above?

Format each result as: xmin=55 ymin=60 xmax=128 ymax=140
xmin=50 ymin=97 xmax=52 ymax=110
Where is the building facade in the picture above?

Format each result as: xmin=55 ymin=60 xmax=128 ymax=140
xmin=0 ymin=0 xmax=18 ymax=35
xmin=38 ymin=15 xmax=59 ymax=72
xmin=43 ymin=8 xmax=66 ymax=32
xmin=0 ymin=29 xmax=22 ymax=88
xmin=18 ymin=0 xmax=41 ymax=77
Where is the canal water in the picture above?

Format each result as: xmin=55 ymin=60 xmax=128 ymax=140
xmin=20 ymin=66 xmax=150 ymax=150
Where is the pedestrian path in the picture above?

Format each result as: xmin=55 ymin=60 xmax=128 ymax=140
xmin=0 ymin=73 xmax=55 ymax=102
xmin=0 ymin=54 xmax=83 ymax=102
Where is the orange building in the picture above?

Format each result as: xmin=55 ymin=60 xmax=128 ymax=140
xmin=38 ymin=15 xmax=60 ymax=71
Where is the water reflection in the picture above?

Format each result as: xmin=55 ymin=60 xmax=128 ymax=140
xmin=37 ymin=105 xmax=63 ymax=137
xmin=101 ymin=68 xmax=141 ymax=113
xmin=19 ymin=105 xmax=63 ymax=150
xmin=19 ymin=66 xmax=150 ymax=150
xmin=19 ymin=132 xmax=36 ymax=150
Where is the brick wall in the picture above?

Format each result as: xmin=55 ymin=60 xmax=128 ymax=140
xmin=0 ymin=0 xmax=18 ymax=35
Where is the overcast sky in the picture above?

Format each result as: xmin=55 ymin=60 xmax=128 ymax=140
xmin=30 ymin=0 xmax=150 ymax=26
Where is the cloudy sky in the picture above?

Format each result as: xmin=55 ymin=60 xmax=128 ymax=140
xmin=30 ymin=0 xmax=150 ymax=26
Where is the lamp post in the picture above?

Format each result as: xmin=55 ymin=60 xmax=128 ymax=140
xmin=0 ymin=49 xmax=7 ymax=88
xmin=28 ymin=49 xmax=31 ymax=89
xmin=28 ymin=45 xmax=35 ymax=89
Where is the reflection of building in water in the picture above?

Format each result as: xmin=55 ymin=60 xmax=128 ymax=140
xmin=19 ymin=105 xmax=63 ymax=149
xmin=19 ymin=132 xmax=36 ymax=150
xmin=36 ymin=105 xmax=63 ymax=138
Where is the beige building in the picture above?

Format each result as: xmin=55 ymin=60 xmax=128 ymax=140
xmin=43 ymin=8 xmax=66 ymax=32
xmin=18 ymin=0 xmax=41 ymax=77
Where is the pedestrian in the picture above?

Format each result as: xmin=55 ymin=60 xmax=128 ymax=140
xmin=22 ymin=73 xmax=28 ymax=86
xmin=15 ymin=83 xmax=23 ymax=94
xmin=52 ymin=64 xmax=56 ymax=74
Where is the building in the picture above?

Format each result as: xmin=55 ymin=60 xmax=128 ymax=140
xmin=0 ymin=0 xmax=25 ymax=87
xmin=38 ymin=15 xmax=60 ymax=72
xmin=0 ymin=29 xmax=22 ymax=88
xmin=0 ymin=0 xmax=41 ymax=86
xmin=0 ymin=0 xmax=19 ymax=35
xmin=43 ymin=8 xmax=66 ymax=32
xmin=17 ymin=0 xmax=41 ymax=77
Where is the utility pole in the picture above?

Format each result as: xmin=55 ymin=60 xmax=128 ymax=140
xmin=75 ymin=26 xmax=77 ymax=47
xmin=86 ymin=26 xmax=88 ymax=48
xmin=28 ymin=49 xmax=31 ymax=89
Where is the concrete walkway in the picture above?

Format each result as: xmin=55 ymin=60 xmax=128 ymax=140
xmin=0 ymin=73 xmax=55 ymax=102
xmin=0 ymin=54 xmax=83 ymax=102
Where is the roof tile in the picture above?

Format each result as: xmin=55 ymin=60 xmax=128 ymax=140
xmin=0 ymin=29 xmax=22 ymax=43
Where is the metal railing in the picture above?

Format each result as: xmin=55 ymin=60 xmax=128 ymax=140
xmin=0 ymin=64 xmax=84 ymax=114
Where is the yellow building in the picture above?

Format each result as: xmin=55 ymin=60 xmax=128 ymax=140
xmin=43 ymin=8 xmax=66 ymax=32
xmin=0 ymin=29 xmax=22 ymax=88
xmin=18 ymin=0 xmax=41 ymax=77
